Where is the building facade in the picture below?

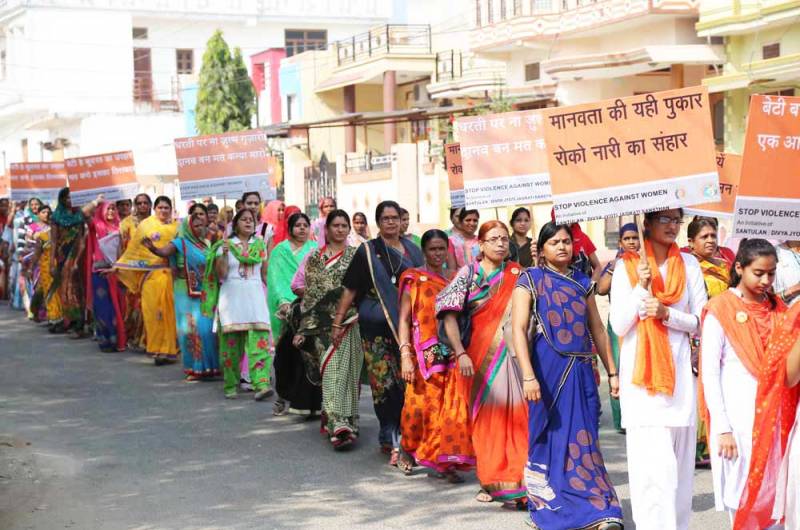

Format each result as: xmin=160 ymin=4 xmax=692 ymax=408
xmin=0 ymin=0 xmax=390 ymax=183
xmin=697 ymin=0 xmax=800 ymax=153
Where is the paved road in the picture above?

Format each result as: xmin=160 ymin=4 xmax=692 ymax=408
xmin=0 ymin=307 xmax=728 ymax=530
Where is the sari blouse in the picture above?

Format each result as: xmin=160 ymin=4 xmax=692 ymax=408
xmin=435 ymin=261 xmax=508 ymax=316
xmin=399 ymin=268 xmax=451 ymax=379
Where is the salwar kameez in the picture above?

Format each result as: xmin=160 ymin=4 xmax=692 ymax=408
xmin=517 ymin=266 xmax=623 ymax=529
xmin=399 ymin=268 xmax=474 ymax=472
xmin=436 ymin=261 xmax=528 ymax=502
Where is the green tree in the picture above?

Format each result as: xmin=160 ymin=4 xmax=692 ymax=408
xmin=196 ymin=30 xmax=256 ymax=134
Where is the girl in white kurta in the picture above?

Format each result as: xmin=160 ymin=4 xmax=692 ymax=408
xmin=700 ymin=239 xmax=786 ymax=523
xmin=609 ymin=209 xmax=707 ymax=530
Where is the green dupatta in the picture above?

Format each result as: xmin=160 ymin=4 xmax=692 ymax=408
xmin=201 ymin=236 xmax=267 ymax=317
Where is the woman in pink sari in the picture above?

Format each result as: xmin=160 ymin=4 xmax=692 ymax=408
xmin=87 ymin=201 xmax=126 ymax=352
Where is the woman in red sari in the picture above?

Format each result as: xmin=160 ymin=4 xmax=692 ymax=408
xmin=436 ymin=220 xmax=528 ymax=509
xmin=397 ymin=229 xmax=474 ymax=482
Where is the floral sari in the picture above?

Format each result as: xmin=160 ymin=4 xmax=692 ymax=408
xmin=32 ymin=229 xmax=61 ymax=323
xmin=115 ymin=216 xmax=178 ymax=359
xmin=172 ymin=219 xmax=218 ymax=377
xmin=400 ymin=267 xmax=474 ymax=472
xmin=342 ymin=238 xmax=424 ymax=449
xmin=517 ymin=266 xmax=624 ymax=528
xmin=49 ymin=205 xmax=86 ymax=332
xmin=435 ymin=261 xmax=528 ymax=501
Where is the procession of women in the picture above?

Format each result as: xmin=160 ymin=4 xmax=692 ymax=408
xmin=1 ymin=190 xmax=799 ymax=530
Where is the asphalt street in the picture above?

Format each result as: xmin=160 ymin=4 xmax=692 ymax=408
xmin=0 ymin=307 xmax=729 ymax=530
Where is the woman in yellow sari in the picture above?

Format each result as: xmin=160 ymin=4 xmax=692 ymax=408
xmin=685 ymin=216 xmax=731 ymax=467
xmin=30 ymin=206 xmax=62 ymax=330
xmin=115 ymin=196 xmax=178 ymax=365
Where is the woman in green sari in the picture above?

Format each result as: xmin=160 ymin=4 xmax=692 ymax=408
xmin=269 ymin=210 xmax=317 ymax=415
xmin=290 ymin=210 xmax=361 ymax=448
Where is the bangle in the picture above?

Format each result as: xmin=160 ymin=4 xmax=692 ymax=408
xmin=332 ymin=323 xmax=343 ymax=329
xmin=608 ymin=373 xmax=618 ymax=378
xmin=399 ymin=342 xmax=412 ymax=351
xmin=523 ymin=376 xmax=537 ymax=382
xmin=456 ymin=351 xmax=468 ymax=358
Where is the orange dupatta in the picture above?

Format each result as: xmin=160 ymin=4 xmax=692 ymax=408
xmin=734 ymin=303 xmax=800 ymax=530
xmin=623 ymin=240 xmax=686 ymax=396
xmin=698 ymin=290 xmax=786 ymax=440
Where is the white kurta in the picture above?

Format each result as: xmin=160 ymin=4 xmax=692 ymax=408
xmin=701 ymin=306 xmax=758 ymax=513
xmin=609 ymin=252 xmax=707 ymax=428
xmin=609 ymin=251 xmax=708 ymax=530
xmin=774 ymin=405 xmax=800 ymax=530
xmin=217 ymin=237 xmax=270 ymax=333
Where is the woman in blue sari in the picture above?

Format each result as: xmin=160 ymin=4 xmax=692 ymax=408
xmin=511 ymin=222 xmax=623 ymax=530
xmin=142 ymin=204 xmax=219 ymax=380
xmin=333 ymin=200 xmax=424 ymax=463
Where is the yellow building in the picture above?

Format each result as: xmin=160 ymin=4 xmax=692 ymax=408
xmin=697 ymin=0 xmax=800 ymax=153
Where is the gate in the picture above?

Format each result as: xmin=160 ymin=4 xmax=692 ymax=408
xmin=304 ymin=153 xmax=337 ymax=217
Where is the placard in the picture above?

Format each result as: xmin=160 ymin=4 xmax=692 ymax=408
xmin=174 ymin=130 xmax=277 ymax=200
xmin=542 ymin=86 xmax=720 ymax=224
xmin=684 ymin=152 xmax=740 ymax=218
xmin=445 ymin=142 xmax=465 ymax=208
xmin=733 ymin=94 xmax=800 ymax=238
xmin=454 ymin=109 xmax=551 ymax=208
xmin=9 ymin=162 xmax=68 ymax=202
xmin=65 ymin=151 xmax=138 ymax=205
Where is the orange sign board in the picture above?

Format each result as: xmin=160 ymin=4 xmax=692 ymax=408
xmin=174 ymin=129 xmax=277 ymax=200
xmin=65 ymin=151 xmax=138 ymax=205
xmin=685 ymin=152 xmax=741 ymax=218
xmin=454 ymin=109 xmax=551 ymax=208
xmin=542 ymin=86 xmax=720 ymax=223
xmin=733 ymin=94 xmax=800 ymax=238
xmin=445 ymin=143 xmax=464 ymax=208
xmin=9 ymin=162 xmax=67 ymax=201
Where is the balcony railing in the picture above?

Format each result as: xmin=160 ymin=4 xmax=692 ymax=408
xmin=335 ymin=25 xmax=432 ymax=67
xmin=436 ymin=50 xmax=463 ymax=82
xmin=133 ymin=75 xmax=181 ymax=112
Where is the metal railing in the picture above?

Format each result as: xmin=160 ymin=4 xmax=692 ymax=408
xmin=335 ymin=24 xmax=432 ymax=66
xmin=435 ymin=50 xmax=463 ymax=82
xmin=475 ymin=0 xmax=626 ymax=26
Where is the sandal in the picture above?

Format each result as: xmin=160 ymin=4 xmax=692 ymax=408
xmin=501 ymin=499 xmax=528 ymax=511
xmin=475 ymin=489 xmax=493 ymax=503
xmin=224 ymin=392 xmax=237 ymax=399
xmin=388 ymin=448 xmax=400 ymax=467
xmin=254 ymin=388 xmax=274 ymax=401
xmin=397 ymin=452 xmax=414 ymax=476
xmin=272 ymin=399 xmax=287 ymax=416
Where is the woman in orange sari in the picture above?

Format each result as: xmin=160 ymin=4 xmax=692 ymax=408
xmin=436 ymin=220 xmax=528 ymax=509
xmin=397 ymin=229 xmax=474 ymax=482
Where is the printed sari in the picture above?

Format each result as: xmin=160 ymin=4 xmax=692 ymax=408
xmin=172 ymin=219 xmax=219 ymax=378
xmin=87 ymin=202 xmax=126 ymax=352
xmin=49 ymin=221 xmax=86 ymax=331
xmin=435 ymin=261 xmax=528 ymax=501
xmin=448 ymin=232 xmax=480 ymax=269
xmin=296 ymin=246 xmax=361 ymax=442
xmin=518 ymin=266 xmax=624 ymax=528
xmin=399 ymin=268 xmax=474 ymax=472
xmin=342 ymin=238 xmax=424 ymax=449
xmin=33 ymin=229 xmax=61 ymax=323
xmin=115 ymin=216 xmax=178 ymax=359
xmin=267 ymin=238 xmax=317 ymax=340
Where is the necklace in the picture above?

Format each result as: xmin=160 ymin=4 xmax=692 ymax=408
xmin=382 ymin=238 xmax=402 ymax=284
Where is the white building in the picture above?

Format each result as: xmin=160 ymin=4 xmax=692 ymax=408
xmin=0 ymin=0 xmax=391 ymax=183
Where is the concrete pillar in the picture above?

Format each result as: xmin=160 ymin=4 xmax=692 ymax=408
xmin=670 ymin=64 xmax=685 ymax=89
xmin=383 ymin=70 xmax=397 ymax=151
xmin=343 ymin=84 xmax=356 ymax=153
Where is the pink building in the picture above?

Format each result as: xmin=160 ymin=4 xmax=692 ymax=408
xmin=251 ymin=48 xmax=286 ymax=126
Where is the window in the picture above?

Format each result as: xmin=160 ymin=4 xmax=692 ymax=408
xmin=284 ymin=29 xmax=327 ymax=57
xmin=176 ymin=49 xmax=193 ymax=75
xmin=500 ymin=0 xmax=506 ymax=19
xmin=710 ymin=36 xmax=724 ymax=45
xmin=476 ymin=0 xmax=481 ymax=26
xmin=525 ymin=62 xmax=540 ymax=82
xmin=286 ymin=94 xmax=297 ymax=121
xmin=487 ymin=0 xmax=493 ymax=23
xmin=132 ymin=27 xmax=148 ymax=40
xmin=762 ymin=42 xmax=780 ymax=60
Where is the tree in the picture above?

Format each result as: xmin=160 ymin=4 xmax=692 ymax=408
xmin=195 ymin=30 xmax=256 ymax=134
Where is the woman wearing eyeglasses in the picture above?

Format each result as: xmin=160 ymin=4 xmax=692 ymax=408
xmin=333 ymin=200 xmax=424 ymax=463
xmin=609 ymin=208 xmax=708 ymax=530
xmin=436 ymin=220 xmax=528 ymax=510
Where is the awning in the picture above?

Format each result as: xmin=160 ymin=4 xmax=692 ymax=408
xmin=285 ymin=105 xmax=480 ymax=131
xmin=542 ymin=45 xmax=725 ymax=81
